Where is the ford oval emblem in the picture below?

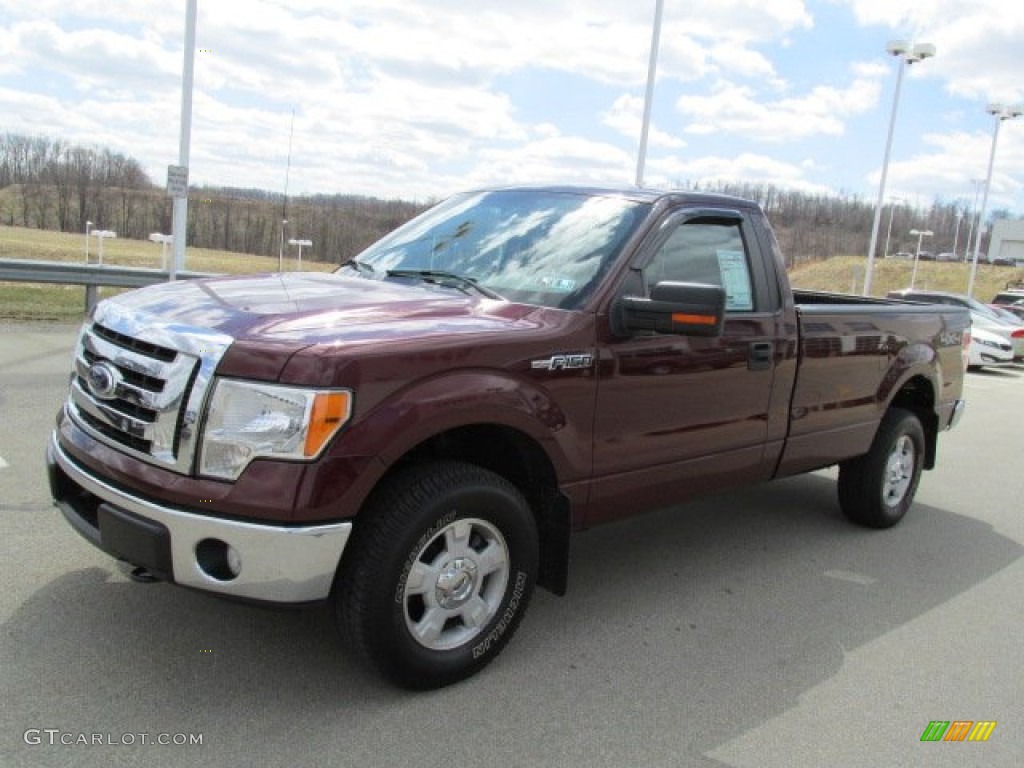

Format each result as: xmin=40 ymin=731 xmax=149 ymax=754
xmin=86 ymin=361 xmax=122 ymax=400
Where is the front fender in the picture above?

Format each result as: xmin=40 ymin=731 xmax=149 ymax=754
xmin=350 ymin=369 xmax=591 ymax=482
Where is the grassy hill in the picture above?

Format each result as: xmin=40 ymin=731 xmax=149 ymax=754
xmin=2 ymin=224 xmax=1021 ymax=321
xmin=788 ymin=254 xmax=1022 ymax=301
xmin=0 ymin=225 xmax=334 ymax=320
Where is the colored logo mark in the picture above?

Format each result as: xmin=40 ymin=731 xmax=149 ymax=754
xmin=920 ymin=720 xmax=996 ymax=742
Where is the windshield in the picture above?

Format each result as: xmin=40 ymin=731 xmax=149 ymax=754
xmin=341 ymin=189 xmax=651 ymax=309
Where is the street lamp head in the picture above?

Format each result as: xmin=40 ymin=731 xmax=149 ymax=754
xmin=985 ymin=102 xmax=1022 ymax=120
xmin=886 ymin=40 xmax=910 ymax=56
xmin=909 ymin=43 xmax=936 ymax=61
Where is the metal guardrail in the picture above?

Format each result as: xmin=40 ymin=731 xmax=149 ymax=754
xmin=0 ymin=258 xmax=218 ymax=313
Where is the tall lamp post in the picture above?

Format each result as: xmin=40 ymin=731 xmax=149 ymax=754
xmin=863 ymin=40 xmax=935 ymax=296
xmin=909 ymin=228 xmax=932 ymax=288
xmin=91 ymin=230 xmax=117 ymax=266
xmin=963 ymin=178 xmax=985 ymax=265
xmin=635 ymin=0 xmax=664 ymax=187
xmin=84 ymin=220 xmax=93 ymax=263
xmin=882 ymin=197 xmax=904 ymax=260
xmin=967 ymin=103 xmax=1022 ymax=297
xmin=278 ymin=219 xmax=288 ymax=272
xmin=952 ymin=211 xmax=963 ymax=259
xmin=288 ymin=238 xmax=312 ymax=270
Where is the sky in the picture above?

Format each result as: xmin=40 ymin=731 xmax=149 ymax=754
xmin=2 ymin=0 xmax=1023 ymax=216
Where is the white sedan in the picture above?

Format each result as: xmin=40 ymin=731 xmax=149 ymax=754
xmin=966 ymin=325 xmax=1015 ymax=370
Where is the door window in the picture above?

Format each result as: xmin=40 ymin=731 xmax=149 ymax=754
xmin=646 ymin=221 xmax=755 ymax=311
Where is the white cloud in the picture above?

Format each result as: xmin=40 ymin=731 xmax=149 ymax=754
xmin=848 ymin=0 xmax=1024 ymax=102
xmin=675 ymin=70 xmax=881 ymax=142
xmin=648 ymin=151 xmax=832 ymax=194
xmin=879 ymin=127 xmax=1024 ymax=211
xmin=602 ymin=94 xmax=687 ymax=149
xmin=1 ymin=0 xmax=1022 ymax=212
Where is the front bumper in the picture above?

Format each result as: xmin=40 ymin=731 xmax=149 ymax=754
xmin=48 ymin=432 xmax=352 ymax=604
xmin=947 ymin=398 xmax=967 ymax=430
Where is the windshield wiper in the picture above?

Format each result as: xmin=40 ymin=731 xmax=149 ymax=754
xmin=385 ymin=269 xmax=505 ymax=300
xmin=344 ymin=259 xmax=377 ymax=276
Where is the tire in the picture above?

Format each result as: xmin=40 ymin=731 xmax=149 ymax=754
xmin=334 ymin=460 xmax=538 ymax=689
xmin=837 ymin=407 xmax=925 ymax=529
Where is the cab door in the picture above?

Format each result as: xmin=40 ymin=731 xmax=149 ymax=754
xmin=587 ymin=208 xmax=782 ymax=525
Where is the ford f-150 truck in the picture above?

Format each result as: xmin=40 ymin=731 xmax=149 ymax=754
xmin=48 ymin=186 xmax=969 ymax=689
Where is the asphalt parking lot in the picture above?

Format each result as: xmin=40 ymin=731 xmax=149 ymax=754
xmin=1 ymin=322 xmax=1021 ymax=768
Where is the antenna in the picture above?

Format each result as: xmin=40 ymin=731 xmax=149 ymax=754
xmin=278 ymin=108 xmax=295 ymax=271
xmin=283 ymin=107 xmax=295 ymax=220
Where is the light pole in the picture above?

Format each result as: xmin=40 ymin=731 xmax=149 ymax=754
xmin=84 ymin=220 xmax=93 ymax=263
xmin=882 ymin=197 xmax=904 ymax=259
xmin=278 ymin=219 xmax=289 ymax=272
xmin=170 ymin=0 xmax=197 ymax=276
xmin=149 ymin=233 xmax=174 ymax=270
xmin=288 ymin=238 xmax=312 ymax=270
xmin=91 ymin=230 xmax=117 ymax=266
xmin=635 ymin=0 xmax=664 ymax=188
xmin=952 ymin=211 xmax=963 ymax=259
xmin=863 ymin=40 xmax=935 ymax=296
xmin=963 ymin=178 xmax=985 ymax=265
xmin=967 ymin=103 xmax=1022 ymax=297
xmin=909 ymin=228 xmax=932 ymax=288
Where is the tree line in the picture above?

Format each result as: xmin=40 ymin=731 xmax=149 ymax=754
xmin=0 ymin=132 xmax=1016 ymax=265
xmin=0 ymin=133 xmax=428 ymax=262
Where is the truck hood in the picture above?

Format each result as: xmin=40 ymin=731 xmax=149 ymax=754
xmin=96 ymin=271 xmax=542 ymax=344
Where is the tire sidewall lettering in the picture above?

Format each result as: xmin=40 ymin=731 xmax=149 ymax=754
xmin=471 ymin=569 xmax=528 ymax=660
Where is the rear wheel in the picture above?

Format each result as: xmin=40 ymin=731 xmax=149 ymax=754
xmin=838 ymin=408 xmax=925 ymax=529
xmin=335 ymin=461 xmax=538 ymax=689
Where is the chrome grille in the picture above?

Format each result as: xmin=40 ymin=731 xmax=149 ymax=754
xmin=66 ymin=302 xmax=233 ymax=474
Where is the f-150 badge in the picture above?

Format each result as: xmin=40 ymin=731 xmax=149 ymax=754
xmin=531 ymin=353 xmax=594 ymax=371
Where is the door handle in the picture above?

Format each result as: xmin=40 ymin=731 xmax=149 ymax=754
xmin=748 ymin=342 xmax=774 ymax=371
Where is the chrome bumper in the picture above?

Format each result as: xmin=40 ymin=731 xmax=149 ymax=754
xmin=49 ymin=432 xmax=352 ymax=604
xmin=947 ymin=398 xmax=967 ymax=430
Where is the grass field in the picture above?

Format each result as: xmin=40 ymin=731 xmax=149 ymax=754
xmin=2 ymin=224 xmax=1022 ymax=321
xmin=0 ymin=225 xmax=334 ymax=320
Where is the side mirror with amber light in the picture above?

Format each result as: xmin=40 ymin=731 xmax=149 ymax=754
xmin=613 ymin=281 xmax=725 ymax=337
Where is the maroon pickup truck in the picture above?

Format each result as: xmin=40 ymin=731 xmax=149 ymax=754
xmin=48 ymin=186 xmax=969 ymax=688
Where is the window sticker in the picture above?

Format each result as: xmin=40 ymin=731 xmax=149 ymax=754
xmin=716 ymin=250 xmax=753 ymax=310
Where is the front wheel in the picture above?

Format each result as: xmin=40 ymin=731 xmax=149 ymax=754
xmin=838 ymin=408 xmax=925 ymax=529
xmin=334 ymin=461 xmax=538 ymax=689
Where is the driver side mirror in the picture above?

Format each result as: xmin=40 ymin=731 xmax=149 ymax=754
xmin=614 ymin=281 xmax=726 ymax=337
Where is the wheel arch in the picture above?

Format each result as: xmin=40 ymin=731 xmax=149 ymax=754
xmin=352 ymin=423 xmax=572 ymax=596
xmin=886 ymin=373 xmax=939 ymax=469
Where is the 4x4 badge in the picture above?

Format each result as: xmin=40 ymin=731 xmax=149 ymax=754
xmin=531 ymin=353 xmax=594 ymax=371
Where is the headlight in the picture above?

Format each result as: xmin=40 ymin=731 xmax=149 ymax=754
xmin=199 ymin=379 xmax=352 ymax=480
xmin=973 ymin=337 xmax=998 ymax=348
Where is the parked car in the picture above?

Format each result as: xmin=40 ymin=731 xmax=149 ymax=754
xmin=991 ymin=285 xmax=1024 ymax=307
xmin=965 ymin=326 xmax=1015 ymax=370
xmin=936 ymin=252 xmax=959 ymax=262
xmin=917 ymin=251 xmax=936 ymax=261
xmin=887 ymin=289 xmax=1024 ymax=360
xmin=994 ymin=300 xmax=1024 ymax=321
xmin=889 ymin=251 xmax=913 ymax=260
xmin=988 ymin=304 xmax=1024 ymax=325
